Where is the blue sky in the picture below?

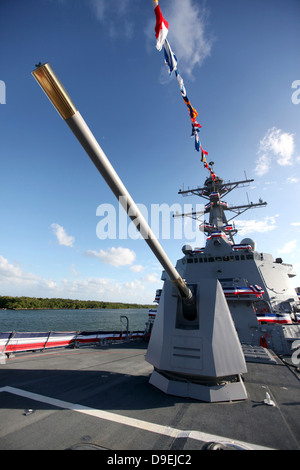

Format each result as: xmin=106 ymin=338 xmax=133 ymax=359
xmin=0 ymin=0 xmax=299 ymax=304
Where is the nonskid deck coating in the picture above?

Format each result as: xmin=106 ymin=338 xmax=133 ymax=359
xmin=0 ymin=342 xmax=299 ymax=450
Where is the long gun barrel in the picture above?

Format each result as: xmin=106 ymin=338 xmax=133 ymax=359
xmin=32 ymin=63 xmax=193 ymax=302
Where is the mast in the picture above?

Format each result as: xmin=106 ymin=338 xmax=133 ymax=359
xmin=175 ymin=175 xmax=267 ymax=243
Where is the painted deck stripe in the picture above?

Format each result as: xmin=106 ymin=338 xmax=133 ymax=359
xmin=0 ymin=386 xmax=271 ymax=450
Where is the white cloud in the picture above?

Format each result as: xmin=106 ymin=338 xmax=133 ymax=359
xmin=130 ymin=264 xmax=144 ymax=273
xmin=89 ymin=0 xmax=133 ymax=38
xmin=261 ymin=127 xmax=294 ymax=165
xmin=255 ymin=127 xmax=296 ymax=176
xmin=141 ymin=273 xmax=160 ymax=283
xmin=254 ymin=154 xmax=271 ymax=177
xmin=0 ymin=255 xmax=56 ymax=289
xmin=70 ymin=263 xmax=79 ymax=277
xmin=291 ymin=222 xmax=300 ymax=227
xmin=287 ymin=177 xmax=299 ymax=184
xmin=0 ymin=255 xmax=23 ymax=280
xmin=90 ymin=0 xmax=105 ymax=21
xmin=0 ymin=254 xmax=57 ymax=291
xmin=144 ymin=0 xmax=213 ymax=79
xmin=278 ymin=240 xmax=297 ymax=254
xmin=165 ymin=0 xmax=213 ymax=78
xmin=235 ymin=216 xmax=277 ymax=235
xmin=60 ymin=0 xmax=213 ymax=76
xmin=85 ymin=246 xmax=136 ymax=267
xmin=50 ymin=223 xmax=75 ymax=247
xmin=76 ymin=270 xmax=160 ymax=302
xmin=0 ymin=253 xmax=160 ymax=303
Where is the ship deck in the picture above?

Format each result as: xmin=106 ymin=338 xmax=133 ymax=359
xmin=0 ymin=341 xmax=299 ymax=451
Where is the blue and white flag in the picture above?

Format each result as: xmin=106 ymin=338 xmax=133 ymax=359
xmin=175 ymin=72 xmax=186 ymax=97
xmin=163 ymin=39 xmax=177 ymax=76
xmin=194 ymin=133 xmax=200 ymax=152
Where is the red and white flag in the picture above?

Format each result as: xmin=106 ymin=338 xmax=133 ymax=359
xmin=152 ymin=0 xmax=169 ymax=51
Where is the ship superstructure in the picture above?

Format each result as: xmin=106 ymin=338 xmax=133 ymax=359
xmin=169 ymin=173 xmax=300 ymax=355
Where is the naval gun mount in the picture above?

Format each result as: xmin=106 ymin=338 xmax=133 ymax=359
xmin=32 ymin=63 xmax=247 ymax=402
xmin=145 ymin=278 xmax=247 ymax=402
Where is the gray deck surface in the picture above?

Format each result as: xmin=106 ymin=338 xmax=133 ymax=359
xmin=0 ymin=342 xmax=299 ymax=451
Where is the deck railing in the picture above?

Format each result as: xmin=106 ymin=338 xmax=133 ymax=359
xmin=0 ymin=329 xmax=145 ymax=357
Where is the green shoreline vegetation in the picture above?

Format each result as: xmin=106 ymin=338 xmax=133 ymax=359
xmin=0 ymin=296 xmax=153 ymax=311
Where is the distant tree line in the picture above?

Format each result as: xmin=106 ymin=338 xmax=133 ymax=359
xmin=0 ymin=296 xmax=152 ymax=310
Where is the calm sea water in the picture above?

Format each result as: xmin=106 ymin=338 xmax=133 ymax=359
xmin=0 ymin=308 xmax=150 ymax=333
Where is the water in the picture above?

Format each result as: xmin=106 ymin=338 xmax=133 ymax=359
xmin=0 ymin=308 xmax=150 ymax=333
